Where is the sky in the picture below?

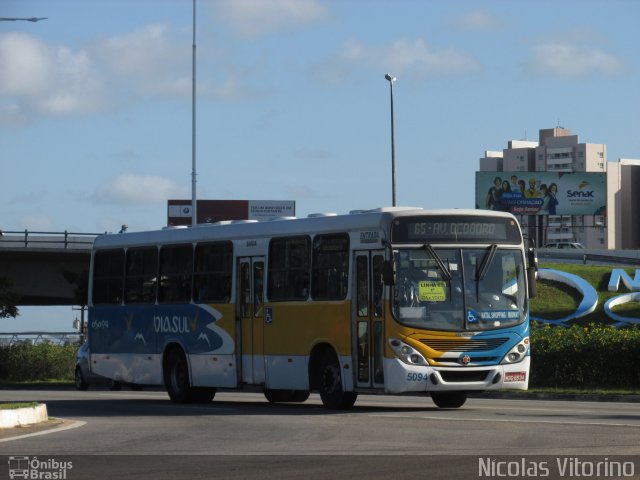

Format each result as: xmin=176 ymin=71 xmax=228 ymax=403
xmin=2 ymin=0 xmax=639 ymax=332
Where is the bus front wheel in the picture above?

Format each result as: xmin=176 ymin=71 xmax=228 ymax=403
xmin=319 ymin=352 xmax=357 ymax=410
xmin=431 ymin=392 xmax=467 ymax=409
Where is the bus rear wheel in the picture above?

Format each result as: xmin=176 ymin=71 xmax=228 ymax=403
xmin=431 ymin=392 xmax=467 ymax=409
xmin=264 ymin=389 xmax=310 ymax=403
xmin=164 ymin=348 xmax=215 ymax=403
xmin=319 ymin=352 xmax=357 ymax=410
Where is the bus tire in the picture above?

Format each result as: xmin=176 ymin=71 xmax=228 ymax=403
xmin=75 ymin=367 xmax=88 ymax=391
xmin=319 ymin=351 xmax=357 ymax=410
xmin=164 ymin=348 xmax=215 ymax=403
xmin=164 ymin=348 xmax=192 ymax=403
xmin=431 ymin=392 xmax=467 ymax=409
xmin=264 ymin=389 xmax=310 ymax=403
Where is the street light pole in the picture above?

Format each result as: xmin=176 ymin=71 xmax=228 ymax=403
xmin=385 ymin=73 xmax=397 ymax=207
xmin=191 ymin=0 xmax=197 ymax=227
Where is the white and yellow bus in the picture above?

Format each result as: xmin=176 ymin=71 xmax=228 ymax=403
xmin=88 ymin=207 xmax=536 ymax=409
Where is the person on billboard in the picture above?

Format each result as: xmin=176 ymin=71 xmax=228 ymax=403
xmin=485 ymin=176 xmax=503 ymax=210
xmin=500 ymin=180 xmax=512 ymax=212
xmin=510 ymin=175 xmax=520 ymax=193
xmin=548 ymin=183 xmax=559 ymax=215
xmin=539 ymin=184 xmax=550 ymax=215
xmin=524 ymin=178 xmax=540 ymax=198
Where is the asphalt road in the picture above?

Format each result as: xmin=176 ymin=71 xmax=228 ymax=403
xmin=1 ymin=389 xmax=639 ymax=479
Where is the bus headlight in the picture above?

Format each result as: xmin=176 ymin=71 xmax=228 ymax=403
xmin=501 ymin=337 xmax=529 ymax=364
xmin=389 ymin=338 xmax=427 ymax=366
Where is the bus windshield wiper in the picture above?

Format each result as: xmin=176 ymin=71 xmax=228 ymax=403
xmin=477 ymin=244 xmax=498 ymax=282
xmin=422 ymin=244 xmax=452 ymax=282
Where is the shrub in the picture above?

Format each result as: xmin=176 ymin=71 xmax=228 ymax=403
xmin=0 ymin=342 xmax=76 ymax=382
xmin=530 ymin=323 xmax=640 ymax=389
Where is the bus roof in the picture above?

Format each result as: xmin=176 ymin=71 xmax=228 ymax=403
xmin=93 ymin=207 xmax=517 ymax=249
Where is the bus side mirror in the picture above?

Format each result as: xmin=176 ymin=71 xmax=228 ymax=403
xmin=527 ymin=267 xmax=537 ymax=298
xmin=383 ymin=260 xmax=395 ymax=286
xmin=526 ymin=237 xmax=538 ymax=299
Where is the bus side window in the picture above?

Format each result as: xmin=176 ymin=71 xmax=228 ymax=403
xmin=311 ymin=233 xmax=349 ymax=300
xmin=93 ymin=249 xmax=125 ymax=305
xmin=194 ymin=242 xmax=233 ymax=303
xmin=268 ymin=236 xmax=310 ymax=301
xmin=125 ymin=247 xmax=158 ymax=304
xmin=158 ymin=244 xmax=193 ymax=303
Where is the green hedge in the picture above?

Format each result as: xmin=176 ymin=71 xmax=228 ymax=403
xmin=0 ymin=342 xmax=76 ymax=382
xmin=1 ymin=326 xmax=639 ymax=389
xmin=530 ymin=323 xmax=640 ymax=389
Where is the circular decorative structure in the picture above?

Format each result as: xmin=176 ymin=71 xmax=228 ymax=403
xmin=530 ymin=268 xmax=598 ymax=326
xmin=604 ymin=293 xmax=640 ymax=326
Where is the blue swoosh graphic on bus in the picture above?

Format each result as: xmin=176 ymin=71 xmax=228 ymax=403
xmin=197 ymin=304 xmax=234 ymax=354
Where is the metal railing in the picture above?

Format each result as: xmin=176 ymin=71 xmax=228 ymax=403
xmin=0 ymin=230 xmax=105 ymax=249
xmin=0 ymin=332 xmax=82 ymax=347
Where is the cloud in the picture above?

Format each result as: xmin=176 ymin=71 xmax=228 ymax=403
xmin=92 ymin=173 xmax=188 ymax=206
xmin=525 ymin=41 xmax=626 ymax=78
xmin=0 ymin=33 xmax=105 ymax=120
xmin=455 ymin=10 xmax=502 ymax=30
xmin=293 ymin=147 xmax=333 ymax=161
xmin=0 ymin=23 xmax=259 ymax=125
xmin=314 ymin=38 xmax=481 ymax=84
xmin=216 ymin=0 xmax=328 ymax=37
xmin=285 ymin=183 xmax=315 ymax=199
xmin=91 ymin=24 xmax=192 ymax=98
xmin=17 ymin=214 xmax=57 ymax=232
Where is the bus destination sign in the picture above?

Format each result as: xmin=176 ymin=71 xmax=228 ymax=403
xmin=392 ymin=216 xmax=521 ymax=244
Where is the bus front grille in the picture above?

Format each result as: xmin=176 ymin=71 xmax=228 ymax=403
xmin=439 ymin=370 xmax=490 ymax=383
xmin=420 ymin=337 xmax=509 ymax=353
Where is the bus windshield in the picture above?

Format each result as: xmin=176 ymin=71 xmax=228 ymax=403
xmin=392 ymin=247 xmax=527 ymax=331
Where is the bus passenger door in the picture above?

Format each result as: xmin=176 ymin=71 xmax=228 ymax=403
xmin=353 ymin=251 xmax=385 ymax=389
xmin=237 ymin=256 xmax=265 ymax=385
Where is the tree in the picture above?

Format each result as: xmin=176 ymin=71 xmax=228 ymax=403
xmin=0 ymin=277 xmax=19 ymax=318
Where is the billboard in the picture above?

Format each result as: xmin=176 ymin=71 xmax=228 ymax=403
xmin=168 ymin=200 xmax=295 ymax=226
xmin=475 ymin=172 xmax=606 ymax=216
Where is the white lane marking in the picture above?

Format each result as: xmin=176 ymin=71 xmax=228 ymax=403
xmin=369 ymin=413 xmax=640 ymax=428
xmin=0 ymin=419 xmax=86 ymax=443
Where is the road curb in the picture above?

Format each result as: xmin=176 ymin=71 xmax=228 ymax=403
xmin=0 ymin=404 xmax=48 ymax=428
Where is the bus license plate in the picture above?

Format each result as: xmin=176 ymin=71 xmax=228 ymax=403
xmin=505 ymin=372 xmax=526 ymax=382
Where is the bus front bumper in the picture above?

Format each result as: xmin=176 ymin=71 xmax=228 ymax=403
xmin=383 ymin=356 xmax=530 ymax=393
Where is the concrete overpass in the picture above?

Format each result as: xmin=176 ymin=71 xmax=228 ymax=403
xmin=0 ymin=230 xmax=102 ymax=306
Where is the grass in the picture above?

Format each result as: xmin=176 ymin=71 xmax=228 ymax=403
xmin=530 ymin=263 xmax=640 ymax=325
xmin=0 ymin=402 xmax=39 ymax=410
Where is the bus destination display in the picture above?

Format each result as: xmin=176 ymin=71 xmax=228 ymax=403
xmin=392 ymin=216 xmax=520 ymax=244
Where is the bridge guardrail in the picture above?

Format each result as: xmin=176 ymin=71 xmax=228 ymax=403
xmin=0 ymin=230 xmax=105 ymax=249
xmin=0 ymin=332 xmax=82 ymax=347
xmin=538 ymin=248 xmax=640 ymax=266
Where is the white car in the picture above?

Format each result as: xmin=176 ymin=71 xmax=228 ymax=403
xmin=75 ymin=342 xmax=121 ymax=390
xmin=543 ymin=242 xmax=584 ymax=249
